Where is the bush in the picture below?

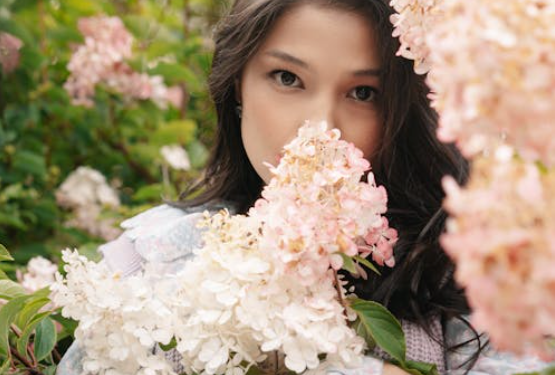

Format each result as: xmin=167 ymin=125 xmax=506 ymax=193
xmin=0 ymin=0 xmax=227 ymax=263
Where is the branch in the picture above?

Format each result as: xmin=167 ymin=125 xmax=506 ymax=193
xmin=10 ymin=324 xmax=22 ymax=338
xmin=99 ymin=103 xmax=157 ymax=184
xmin=10 ymin=347 xmax=45 ymax=375
xmin=52 ymin=347 xmax=62 ymax=363
xmin=333 ymin=270 xmax=349 ymax=324
xmin=107 ymin=138 xmax=157 ymax=184
xmin=182 ymin=0 xmax=190 ymax=40
xmin=12 ymin=324 xmax=38 ymax=367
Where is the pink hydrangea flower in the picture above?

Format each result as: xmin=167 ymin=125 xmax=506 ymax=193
xmin=442 ymin=147 xmax=555 ymax=360
xmin=390 ymin=0 xmax=555 ymax=166
xmin=389 ymin=0 xmax=439 ymax=74
xmin=0 ymin=32 xmax=23 ymax=75
xmin=64 ymin=16 xmax=182 ymax=109
xmin=249 ymin=121 xmax=397 ymax=284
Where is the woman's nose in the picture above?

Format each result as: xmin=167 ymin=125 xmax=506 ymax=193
xmin=305 ymin=93 xmax=339 ymax=129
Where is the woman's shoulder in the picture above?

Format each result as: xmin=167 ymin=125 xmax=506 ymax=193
xmin=99 ymin=200 xmax=238 ymax=275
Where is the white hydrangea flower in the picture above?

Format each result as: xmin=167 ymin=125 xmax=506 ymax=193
xmin=51 ymin=250 xmax=178 ymax=375
xmin=17 ymin=256 xmax=58 ymax=293
xmin=160 ymin=145 xmax=191 ymax=171
xmin=55 ymin=166 xmax=121 ymax=240
xmin=56 ymin=166 xmax=120 ymax=209
xmin=52 ymin=122 xmax=396 ymax=374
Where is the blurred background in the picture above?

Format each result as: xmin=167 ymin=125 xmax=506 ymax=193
xmin=1 ymin=2 xmax=236 ymax=367
xmin=0 ymin=3 xmax=232 ymax=365
xmin=0 ymin=0 xmax=230 ymax=267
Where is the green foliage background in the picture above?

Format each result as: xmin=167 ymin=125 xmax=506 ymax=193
xmin=0 ymin=0 xmax=228 ymax=265
xmin=0 ymin=0 xmax=229 ymax=371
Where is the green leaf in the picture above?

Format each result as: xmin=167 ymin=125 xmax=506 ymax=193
xmin=0 ymin=357 xmax=10 ymax=374
xmin=12 ymin=150 xmax=47 ymax=178
xmin=129 ymin=143 xmax=161 ymax=166
xmin=34 ymin=317 xmax=57 ymax=361
xmin=59 ymin=0 xmax=100 ymax=13
xmin=11 ymin=243 xmax=49 ymax=264
xmin=186 ymin=140 xmax=209 ymax=169
xmin=146 ymin=41 xmax=182 ymax=59
xmin=148 ymin=63 xmax=201 ymax=89
xmin=46 ymin=25 xmax=82 ymax=44
xmin=338 ymin=253 xmax=357 ymax=274
xmin=350 ymin=298 xmax=406 ymax=364
xmin=0 ymin=244 xmax=13 ymax=262
xmin=16 ymin=311 xmax=51 ymax=361
xmin=50 ymin=314 xmax=77 ymax=341
xmin=515 ymin=366 xmax=555 ymax=375
xmin=403 ymin=360 xmax=439 ymax=375
xmin=15 ymin=291 xmax=51 ymax=330
xmin=0 ymin=211 xmax=27 ymax=230
xmin=76 ymin=243 xmax=103 ymax=263
xmin=352 ymin=317 xmax=375 ymax=349
xmin=159 ymin=336 xmax=177 ymax=352
xmin=245 ymin=366 xmax=265 ymax=375
xmin=133 ymin=183 xmax=164 ymax=202
xmin=0 ymin=269 xmax=8 ymax=279
xmin=354 ymin=255 xmax=381 ymax=276
xmin=122 ymin=15 xmax=155 ymax=39
xmin=0 ymin=295 xmax=31 ymax=358
xmin=151 ymin=120 xmax=197 ymax=147
xmin=0 ymin=279 xmax=27 ymax=300
xmin=0 ymin=184 xmax=29 ymax=202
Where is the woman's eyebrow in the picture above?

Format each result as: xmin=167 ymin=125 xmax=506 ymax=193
xmin=264 ymin=50 xmax=310 ymax=69
xmin=353 ymin=68 xmax=382 ymax=77
xmin=264 ymin=50 xmax=381 ymax=76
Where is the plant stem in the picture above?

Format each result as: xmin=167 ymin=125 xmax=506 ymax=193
xmin=27 ymin=342 xmax=38 ymax=368
xmin=52 ymin=347 xmax=62 ymax=363
xmin=10 ymin=324 xmax=22 ymax=338
xmin=12 ymin=324 xmax=39 ymax=367
xmin=333 ymin=270 xmax=349 ymax=324
xmin=102 ymin=100 xmax=157 ymax=184
xmin=9 ymin=347 xmax=45 ymax=375
xmin=107 ymin=137 xmax=157 ymax=183
xmin=182 ymin=0 xmax=190 ymax=40
xmin=37 ymin=0 xmax=48 ymax=83
xmin=0 ymin=74 xmax=4 ymax=115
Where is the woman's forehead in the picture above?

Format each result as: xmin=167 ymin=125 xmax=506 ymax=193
xmin=253 ymin=4 xmax=381 ymax=72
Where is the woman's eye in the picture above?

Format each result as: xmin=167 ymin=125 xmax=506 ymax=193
xmin=272 ymin=70 xmax=301 ymax=87
xmin=349 ymin=86 xmax=378 ymax=102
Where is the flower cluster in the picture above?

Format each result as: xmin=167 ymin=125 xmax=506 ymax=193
xmin=50 ymin=251 xmax=178 ymax=375
xmin=251 ymin=121 xmax=397 ymax=285
xmin=426 ymin=0 xmax=555 ymax=165
xmin=64 ymin=16 xmax=182 ymax=109
xmin=390 ymin=0 xmax=555 ymax=359
xmin=389 ymin=0 xmax=440 ymax=75
xmin=52 ymin=122 xmax=397 ymax=375
xmin=55 ymin=166 xmax=121 ymax=240
xmin=390 ymin=0 xmax=555 ymax=165
xmin=161 ymin=145 xmax=191 ymax=171
xmin=441 ymin=147 xmax=555 ymax=359
xmin=172 ymin=211 xmax=366 ymax=375
xmin=16 ymin=256 xmax=58 ymax=293
xmin=0 ymin=31 xmax=23 ymax=75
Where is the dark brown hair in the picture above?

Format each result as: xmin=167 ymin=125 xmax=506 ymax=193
xmin=175 ymin=0 xmax=481 ymax=367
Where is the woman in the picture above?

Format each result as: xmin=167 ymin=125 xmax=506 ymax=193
xmin=57 ymin=0 xmax=549 ymax=374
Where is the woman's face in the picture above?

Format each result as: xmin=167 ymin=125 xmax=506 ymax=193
xmin=239 ymin=3 xmax=383 ymax=183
